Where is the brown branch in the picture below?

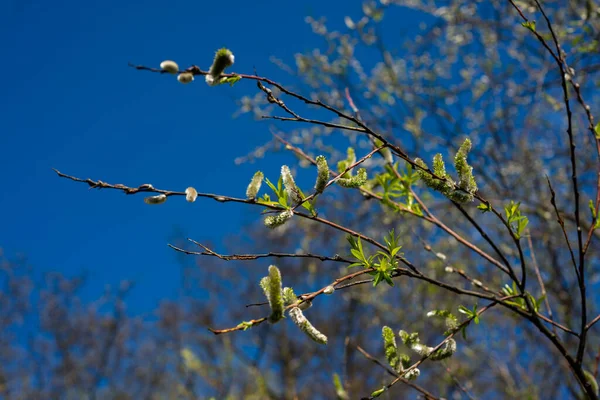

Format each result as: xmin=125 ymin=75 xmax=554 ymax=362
xmin=208 ymin=317 xmax=268 ymax=335
xmin=263 ymin=115 xmax=366 ymax=133
xmin=411 ymin=188 xmax=511 ymax=276
xmin=168 ymin=240 xmax=350 ymax=263
xmin=356 ymin=345 xmax=440 ymax=400
xmin=546 ymin=177 xmax=579 ymax=280
xmin=291 ymin=144 xmax=385 ymax=213
xmin=363 ymin=299 xmax=505 ymax=400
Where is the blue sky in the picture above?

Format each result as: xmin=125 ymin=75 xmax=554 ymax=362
xmin=0 ymin=0 xmax=366 ymax=312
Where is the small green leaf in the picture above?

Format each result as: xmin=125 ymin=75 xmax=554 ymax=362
xmin=477 ymin=202 xmax=492 ymax=213
xmin=521 ymin=21 xmax=536 ymax=32
xmin=458 ymin=305 xmax=472 ymax=316
xmin=536 ymin=295 xmax=546 ymax=311
xmin=595 ymin=122 xmax=600 ymax=139
xmin=371 ymin=387 xmax=386 ymax=397
xmin=218 ymin=74 xmax=242 ymax=86
xmin=350 ymin=249 xmax=364 ymax=261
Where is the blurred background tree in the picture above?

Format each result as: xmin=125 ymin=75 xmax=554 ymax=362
xmin=2 ymin=0 xmax=600 ymax=399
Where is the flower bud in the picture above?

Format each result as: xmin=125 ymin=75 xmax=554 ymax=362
xmin=160 ymin=60 xmax=179 ymax=74
xmin=144 ymin=194 xmax=167 ymax=205
xmin=185 ymin=187 xmax=198 ymax=203
xmin=177 ymin=72 xmax=194 ymax=84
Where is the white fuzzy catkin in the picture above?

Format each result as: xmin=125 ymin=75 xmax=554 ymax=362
xmin=177 ymin=72 xmax=194 ymax=84
xmin=185 ymin=187 xmax=198 ymax=203
xmin=264 ymin=210 xmax=293 ymax=229
xmin=160 ymin=60 xmax=179 ymax=74
xmin=289 ymin=307 xmax=327 ymax=344
xmin=246 ymin=171 xmax=263 ymax=200
xmin=281 ymin=165 xmax=302 ymax=204
xmin=323 ymin=285 xmax=335 ymax=295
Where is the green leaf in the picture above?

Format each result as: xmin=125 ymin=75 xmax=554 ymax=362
xmin=595 ymin=122 xmax=600 ymax=139
xmin=265 ymin=177 xmax=278 ymax=194
xmin=458 ymin=305 xmax=472 ymax=317
xmin=371 ymin=387 xmax=385 ymax=397
xmin=477 ymin=202 xmax=492 ymax=213
xmin=373 ymin=273 xmax=383 ymax=287
xmin=521 ymin=21 xmax=536 ymax=32
xmin=218 ymin=74 xmax=242 ymax=86
xmin=350 ymin=249 xmax=364 ymax=261
xmin=536 ymin=295 xmax=546 ymax=312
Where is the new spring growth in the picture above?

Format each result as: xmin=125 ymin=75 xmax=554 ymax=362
xmin=323 ymin=285 xmax=335 ymax=295
xmin=337 ymin=168 xmax=367 ymax=188
xmin=259 ymin=265 xmax=284 ymax=323
xmin=144 ymin=194 xmax=167 ymax=205
xmin=333 ymin=373 xmax=349 ymax=400
xmin=282 ymin=287 xmax=297 ymax=306
xmin=426 ymin=309 xmax=458 ymax=333
xmin=429 ymin=339 xmax=456 ymax=361
xmin=289 ymin=307 xmax=328 ymax=344
xmin=415 ymin=138 xmax=477 ymax=203
xmin=205 ymin=48 xmax=235 ymax=86
xmin=381 ymin=327 xmax=417 ymax=380
xmin=185 ymin=187 xmax=198 ymax=203
xmin=414 ymin=156 xmax=454 ymax=195
xmin=455 ymin=139 xmax=477 ymax=191
xmin=314 ymin=156 xmax=329 ymax=194
xmin=264 ymin=210 xmax=293 ymax=229
xmin=374 ymin=138 xmax=393 ymax=164
xmin=246 ymin=171 xmax=264 ymax=200
xmin=281 ymin=165 xmax=303 ymax=204
xmin=337 ymin=148 xmax=356 ymax=179
xmin=399 ymin=330 xmax=430 ymax=356
xmin=382 ymin=326 xmax=400 ymax=371
xmin=177 ymin=72 xmax=194 ymax=84
xmin=399 ymin=330 xmax=456 ymax=361
xmin=160 ymin=60 xmax=179 ymax=74
xmin=584 ymin=370 xmax=599 ymax=396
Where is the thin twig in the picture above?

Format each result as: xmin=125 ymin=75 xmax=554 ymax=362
xmin=356 ymin=345 xmax=440 ymax=400
xmin=526 ymin=232 xmax=557 ymax=336
xmin=168 ymin=241 xmax=350 ymax=263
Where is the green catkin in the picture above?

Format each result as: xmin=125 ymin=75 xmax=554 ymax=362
xmin=337 ymin=168 xmax=367 ymax=188
xmin=415 ymin=138 xmax=477 ymax=203
xmin=429 ymin=339 xmax=457 ymax=361
xmin=337 ymin=148 xmax=356 ymax=178
xmin=282 ymin=287 xmax=297 ymax=306
xmin=263 ymin=266 xmax=284 ymax=323
xmin=426 ymin=310 xmax=459 ymax=332
xmin=454 ymin=138 xmax=477 ymax=195
xmin=314 ymin=155 xmax=329 ymax=194
xmin=382 ymin=326 xmax=400 ymax=371
xmin=264 ymin=210 xmax=293 ymax=229
xmin=205 ymin=48 xmax=235 ymax=86
xmin=399 ymin=329 xmax=456 ymax=361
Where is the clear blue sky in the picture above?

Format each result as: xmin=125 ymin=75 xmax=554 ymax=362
xmin=0 ymin=0 xmax=365 ymax=312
